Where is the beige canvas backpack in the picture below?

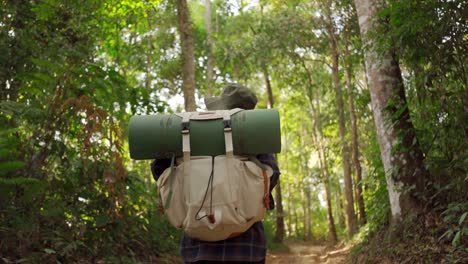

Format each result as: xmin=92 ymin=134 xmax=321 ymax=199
xmin=156 ymin=109 xmax=273 ymax=241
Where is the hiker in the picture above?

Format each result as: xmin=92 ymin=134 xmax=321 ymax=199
xmin=151 ymin=83 xmax=281 ymax=264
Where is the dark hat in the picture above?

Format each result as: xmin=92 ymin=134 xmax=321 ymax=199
xmin=205 ymin=83 xmax=258 ymax=110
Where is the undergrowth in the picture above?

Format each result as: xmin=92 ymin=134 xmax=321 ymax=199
xmin=349 ymin=211 xmax=468 ymax=263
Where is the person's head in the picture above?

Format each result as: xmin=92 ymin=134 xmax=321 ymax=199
xmin=204 ymin=83 xmax=258 ymax=110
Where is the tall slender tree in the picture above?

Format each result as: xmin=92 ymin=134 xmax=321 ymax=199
xmin=176 ymin=0 xmax=197 ymax=111
xmin=299 ymin=131 xmax=312 ymax=241
xmin=344 ymin=25 xmax=366 ymax=224
xmin=322 ymin=0 xmax=357 ymax=237
xmin=313 ymin=94 xmax=338 ymax=244
xmin=301 ymin=61 xmax=338 ymax=243
xmin=205 ymin=0 xmax=214 ymax=97
xmin=263 ymin=69 xmax=285 ymax=243
xmin=353 ymin=0 xmax=428 ymax=220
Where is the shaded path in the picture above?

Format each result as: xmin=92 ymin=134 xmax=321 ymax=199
xmin=266 ymin=241 xmax=349 ymax=264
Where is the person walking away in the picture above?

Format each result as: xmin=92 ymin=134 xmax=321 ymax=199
xmin=151 ymin=83 xmax=281 ymax=264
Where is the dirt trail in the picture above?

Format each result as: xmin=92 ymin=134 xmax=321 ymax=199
xmin=266 ymin=241 xmax=350 ymax=264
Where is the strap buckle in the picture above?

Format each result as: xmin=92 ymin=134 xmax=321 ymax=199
xmin=182 ymin=121 xmax=190 ymax=134
xmin=223 ymin=120 xmax=232 ymax=132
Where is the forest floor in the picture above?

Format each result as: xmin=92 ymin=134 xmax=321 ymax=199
xmin=266 ymin=241 xmax=350 ymax=264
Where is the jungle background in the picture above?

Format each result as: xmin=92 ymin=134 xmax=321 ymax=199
xmin=0 ymin=0 xmax=466 ymax=263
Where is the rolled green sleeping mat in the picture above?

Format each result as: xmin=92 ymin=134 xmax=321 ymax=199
xmin=129 ymin=109 xmax=281 ymax=160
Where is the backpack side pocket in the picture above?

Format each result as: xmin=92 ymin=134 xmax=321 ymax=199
xmin=238 ymin=161 xmax=272 ymax=221
xmin=157 ymin=165 xmax=186 ymax=228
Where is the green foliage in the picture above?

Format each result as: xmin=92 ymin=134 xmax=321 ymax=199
xmin=1 ymin=0 xmax=179 ymax=262
xmin=263 ymin=212 xmax=288 ymax=252
xmin=1 ymin=0 xmax=466 ymax=262
xmin=438 ymin=202 xmax=468 ymax=249
xmin=360 ymin=130 xmax=390 ymax=231
xmin=349 ymin=0 xmax=467 ymax=262
xmin=0 ymin=128 xmax=25 ymax=175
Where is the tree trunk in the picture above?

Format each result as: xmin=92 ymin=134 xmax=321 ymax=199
xmin=286 ymin=169 xmax=293 ymax=237
xmin=324 ymin=175 xmax=338 ymax=243
xmin=300 ymin=140 xmax=312 ymax=241
xmin=314 ymin=115 xmax=338 ymax=244
xmin=205 ymin=0 xmax=214 ymax=97
xmin=274 ymin=162 xmax=285 ymax=242
xmin=264 ymin=69 xmax=285 ymax=243
xmin=145 ymin=14 xmax=153 ymax=98
xmin=293 ymin=201 xmax=299 ymax=238
xmin=301 ymin=188 xmax=307 ymax=240
xmin=176 ymin=0 xmax=197 ymax=111
xmin=336 ymin=182 xmax=346 ymax=228
xmin=305 ymin=186 xmax=312 ymax=241
xmin=284 ymin=135 xmax=293 ymax=238
xmin=354 ymin=0 xmax=428 ymax=220
xmin=313 ymin=95 xmax=338 ymax=244
xmin=344 ymin=28 xmax=366 ymax=225
xmin=263 ymin=66 xmax=274 ymax=109
xmin=324 ymin=5 xmax=357 ymax=238
xmin=302 ymin=62 xmax=338 ymax=244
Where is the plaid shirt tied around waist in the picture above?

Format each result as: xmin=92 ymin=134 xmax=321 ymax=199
xmin=151 ymin=153 xmax=281 ymax=263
